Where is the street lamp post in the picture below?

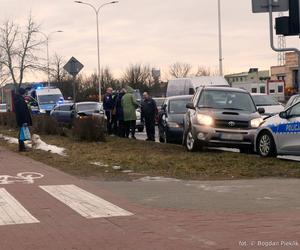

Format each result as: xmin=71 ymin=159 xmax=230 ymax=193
xmin=39 ymin=31 xmax=63 ymax=87
xmin=75 ymin=0 xmax=119 ymax=102
xmin=218 ymin=0 xmax=223 ymax=76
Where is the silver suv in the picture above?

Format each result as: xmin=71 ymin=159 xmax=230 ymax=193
xmin=183 ymin=87 xmax=264 ymax=152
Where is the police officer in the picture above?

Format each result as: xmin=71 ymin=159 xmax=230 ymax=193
xmin=141 ymin=92 xmax=157 ymax=141
xmin=103 ymin=87 xmax=114 ymax=135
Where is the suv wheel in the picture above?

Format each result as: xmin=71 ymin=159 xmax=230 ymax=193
xmin=257 ymin=131 xmax=277 ymax=157
xmin=185 ymin=129 xmax=200 ymax=152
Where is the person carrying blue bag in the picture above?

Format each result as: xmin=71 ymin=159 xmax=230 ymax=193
xmin=14 ymin=88 xmax=32 ymax=152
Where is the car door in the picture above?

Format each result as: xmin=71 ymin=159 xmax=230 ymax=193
xmin=276 ymin=102 xmax=300 ymax=155
xmin=58 ymin=105 xmax=72 ymax=123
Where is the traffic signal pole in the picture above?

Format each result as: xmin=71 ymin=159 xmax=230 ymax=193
xmin=268 ymin=0 xmax=300 ymax=93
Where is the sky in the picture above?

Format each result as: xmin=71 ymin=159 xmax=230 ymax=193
xmin=1 ymin=0 xmax=300 ymax=81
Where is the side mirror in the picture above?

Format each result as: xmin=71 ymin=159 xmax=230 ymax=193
xmin=279 ymin=111 xmax=288 ymax=119
xmin=186 ymin=102 xmax=195 ymax=110
xmin=258 ymin=108 xmax=265 ymax=114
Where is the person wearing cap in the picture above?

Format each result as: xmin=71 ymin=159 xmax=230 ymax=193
xmin=14 ymin=88 xmax=32 ymax=152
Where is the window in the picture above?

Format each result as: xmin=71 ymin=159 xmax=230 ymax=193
xmin=240 ymin=78 xmax=243 ymax=82
xmin=251 ymin=88 xmax=257 ymax=93
xmin=60 ymin=105 xmax=72 ymax=111
xmin=278 ymin=85 xmax=284 ymax=93
xmin=270 ymin=89 xmax=275 ymax=94
xmin=289 ymin=103 xmax=300 ymax=117
xmin=260 ymin=86 xmax=266 ymax=93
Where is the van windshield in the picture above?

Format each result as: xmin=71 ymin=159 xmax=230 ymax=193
xmin=198 ymin=90 xmax=257 ymax=113
xmin=38 ymin=94 xmax=63 ymax=105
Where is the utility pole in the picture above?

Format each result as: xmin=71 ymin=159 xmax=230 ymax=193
xmin=218 ymin=0 xmax=223 ymax=76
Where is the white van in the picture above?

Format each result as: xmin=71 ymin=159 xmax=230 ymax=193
xmin=166 ymin=76 xmax=229 ymax=97
xmin=32 ymin=88 xmax=64 ymax=114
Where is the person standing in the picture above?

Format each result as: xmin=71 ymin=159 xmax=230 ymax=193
xmin=115 ymin=89 xmax=126 ymax=137
xmin=122 ymin=86 xmax=139 ymax=139
xmin=103 ymin=87 xmax=114 ymax=135
xmin=14 ymin=88 xmax=32 ymax=152
xmin=141 ymin=92 xmax=157 ymax=141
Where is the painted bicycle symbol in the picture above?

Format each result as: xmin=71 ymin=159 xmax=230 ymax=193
xmin=0 ymin=172 xmax=44 ymax=185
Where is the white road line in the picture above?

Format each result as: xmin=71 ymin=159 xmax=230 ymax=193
xmin=0 ymin=188 xmax=39 ymax=226
xmin=40 ymin=185 xmax=133 ymax=219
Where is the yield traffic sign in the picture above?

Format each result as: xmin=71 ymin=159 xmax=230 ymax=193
xmin=63 ymin=57 xmax=84 ymax=77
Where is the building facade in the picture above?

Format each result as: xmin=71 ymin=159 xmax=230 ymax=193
xmin=225 ymin=68 xmax=270 ymax=86
xmin=271 ymin=52 xmax=299 ymax=94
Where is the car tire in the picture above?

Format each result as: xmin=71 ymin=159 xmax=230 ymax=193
xmin=257 ymin=131 xmax=277 ymax=157
xmin=185 ymin=128 xmax=201 ymax=152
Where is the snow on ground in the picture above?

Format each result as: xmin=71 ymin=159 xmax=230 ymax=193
xmin=137 ymin=176 xmax=181 ymax=182
xmin=0 ymin=134 xmax=66 ymax=156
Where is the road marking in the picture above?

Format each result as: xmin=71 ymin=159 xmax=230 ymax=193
xmin=0 ymin=188 xmax=39 ymax=226
xmin=40 ymin=185 xmax=133 ymax=219
xmin=0 ymin=172 xmax=44 ymax=185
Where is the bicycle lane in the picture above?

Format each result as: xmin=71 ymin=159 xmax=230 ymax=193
xmin=0 ymin=146 xmax=299 ymax=250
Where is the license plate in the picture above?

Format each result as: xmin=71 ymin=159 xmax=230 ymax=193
xmin=220 ymin=133 xmax=243 ymax=141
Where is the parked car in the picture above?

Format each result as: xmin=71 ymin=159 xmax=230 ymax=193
xmin=255 ymin=101 xmax=300 ymax=157
xmin=183 ymin=87 xmax=264 ymax=153
xmin=158 ymin=95 xmax=192 ymax=144
xmin=286 ymin=94 xmax=300 ymax=108
xmin=153 ymin=97 xmax=166 ymax=125
xmin=50 ymin=102 xmax=104 ymax=126
xmin=251 ymin=93 xmax=284 ymax=117
xmin=0 ymin=104 xmax=7 ymax=113
xmin=136 ymin=109 xmax=144 ymax=132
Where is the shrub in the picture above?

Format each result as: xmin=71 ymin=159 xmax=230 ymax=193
xmin=32 ymin=115 xmax=60 ymax=135
xmin=0 ymin=112 xmax=17 ymax=128
xmin=72 ymin=116 xmax=106 ymax=142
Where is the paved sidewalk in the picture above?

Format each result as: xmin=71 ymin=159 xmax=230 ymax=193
xmin=0 ymin=146 xmax=299 ymax=250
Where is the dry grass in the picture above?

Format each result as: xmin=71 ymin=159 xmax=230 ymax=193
xmin=1 ymin=126 xmax=300 ymax=181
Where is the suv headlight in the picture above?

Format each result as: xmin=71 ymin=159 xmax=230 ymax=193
xmin=39 ymin=109 xmax=46 ymax=114
xmin=197 ymin=114 xmax=214 ymax=126
xmin=250 ymin=118 xmax=264 ymax=128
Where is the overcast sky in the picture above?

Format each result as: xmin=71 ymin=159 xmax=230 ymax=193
xmin=1 ymin=0 xmax=300 ymax=81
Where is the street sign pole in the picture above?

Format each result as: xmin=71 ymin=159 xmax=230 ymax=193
xmin=63 ymin=57 xmax=84 ymax=102
xmin=267 ymin=0 xmax=300 ymax=92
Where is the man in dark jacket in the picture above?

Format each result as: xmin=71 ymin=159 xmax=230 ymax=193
xmin=103 ymin=87 xmax=114 ymax=134
xmin=14 ymin=88 xmax=32 ymax=152
xmin=141 ymin=92 xmax=157 ymax=141
xmin=115 ymin=89 xmax=126 ymax=137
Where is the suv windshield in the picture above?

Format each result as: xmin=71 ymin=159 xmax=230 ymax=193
xmin=252 ymin=95 xmax=278 ymax=106
xmin=169 ymin=98 xmax=191 ymax=114
xmin=39 ymin=94 xmax=62 ymax=105
xmin=198 ymin=90 xmax=257 ymax=113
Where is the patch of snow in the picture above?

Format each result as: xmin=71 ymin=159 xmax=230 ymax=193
xmin=0 ymin=134 xmax=66 ymax=156
xmin=90 ymin=162 xmax=109 ymax=167
xmin=256 ymin=197 xmax=274 ymax=200
xmin=122 ymin=170 xmax=134 ymax=173
xmin=137 ymin=176 xmax=181 ymax=182
xmin=112 ymin=166 xmax=122 ymax=170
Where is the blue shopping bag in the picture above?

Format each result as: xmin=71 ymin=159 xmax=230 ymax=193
xmin=19 ymin=126 xmax=31 ymax=141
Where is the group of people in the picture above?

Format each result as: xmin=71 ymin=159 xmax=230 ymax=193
xmin=103 ymin=87 xmax=158 ymax=141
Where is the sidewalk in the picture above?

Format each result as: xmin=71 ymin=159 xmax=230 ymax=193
xmin=0 ymin=146 xmax=299 ymax=250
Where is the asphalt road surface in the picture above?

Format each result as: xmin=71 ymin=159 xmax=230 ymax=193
xmin=0 ymin=146 xmax=299 ymax=249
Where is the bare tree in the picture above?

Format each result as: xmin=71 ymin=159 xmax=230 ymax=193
xmin=195 ymin=66 xmax=218 ymax=77
xmin=122 ymin=63 xmax=152 ymax=90
xmin=50 ymin=53 xmax=67 ymax=83
xmin=169 ymin=62 xmax=192 ymax=78
xmin=101 ymin=67 xmax=118 ymax=91
xmin=0 ymin=16 xmax=44 ymax=88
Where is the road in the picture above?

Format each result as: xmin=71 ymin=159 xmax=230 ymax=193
xmin=0 ymin=146 xmax=299 ymax=249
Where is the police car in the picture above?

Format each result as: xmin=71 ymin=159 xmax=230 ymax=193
xmin=255 ymin=101 xmax=300 ymax=157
